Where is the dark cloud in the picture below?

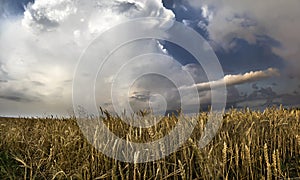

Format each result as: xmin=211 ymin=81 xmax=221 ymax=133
xmin=113 ymin=2 xmax=139 ymax=13
xmin=194 ymin=83 xmax=300 ymax=110
xmin=280 ymin=94 xmax=300 ymax=106
xmin=288 ymin=75 xmax=295 ymax=79
xmin=226 ymin=86 xmax=241 ymax=108
xmin=0 ymin=88 xmax=41 ymax=103
xmin=0 ymin=62 xmax=7 ymax=75
xmin=0 ymin=95 xmax=33 ymax=102
xmin=240 ymin=86 xmax=278 ymax=106
xmin=258 ymin=87 xmax=277 ymax=105
xmin=256 ymin=35 xmax=281 ymax=48
xmin=63 ymin=79 xmax=72 ymax=84
xmin=25 ymin=7 xmax=60 ymax=30
xmin=234 ymin=14 xmax=257 ymax=28
xmin=130 ymin=91 xmax=151 ymax=102
xmin=293 ymin=91 xmax=298 ymax=95
xmin=128 ymin=74 xmax=181 ymax=112
xmin=252 ymin=83 xmax=258 ymax=90
xmin=226 ymin=84 xmax=300 ymax=109
xmin=31 ymin=81 xmax=44 ymax=86
xmin=258 ymin=87 xmax=277 ymax=97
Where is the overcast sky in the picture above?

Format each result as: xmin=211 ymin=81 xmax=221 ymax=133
xmin=0 ymin=0 xmax=299 ymax=117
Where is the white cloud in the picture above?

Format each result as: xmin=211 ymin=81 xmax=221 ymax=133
xmin=201 ymin=5 xmax=213 ymax=21
xmin=0 ymin=0 xmax=175 ymax=116
xmin=182 ymin=68 xmax=279 ymax=92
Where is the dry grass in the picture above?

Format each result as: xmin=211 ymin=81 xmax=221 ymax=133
xmin=0 ymin=107 xmax=299 ymax=179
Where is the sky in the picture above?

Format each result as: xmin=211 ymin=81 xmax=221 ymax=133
xmin=0 ymin=0 xmax=299 ymax=117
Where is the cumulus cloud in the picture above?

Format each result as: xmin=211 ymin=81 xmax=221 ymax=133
xmin=184 ymin=0 xmax=300 ymax=78
xmin=0 ymin=0 xmax=175 ymax=116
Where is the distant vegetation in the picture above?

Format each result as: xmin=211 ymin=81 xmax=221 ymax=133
xmin=0 ymin=107 xmax=299 ymax=179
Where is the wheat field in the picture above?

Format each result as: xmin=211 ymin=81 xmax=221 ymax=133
xmin=0 ymin=107 xmax=299 ymax=179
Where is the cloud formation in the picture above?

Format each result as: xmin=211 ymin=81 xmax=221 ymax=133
xmin=0 ymin=0 xmax=175 ymax=116
xmin=184 ymin=0 xmax=300 ymax=78
xmin=0 ymin=0 xmax=296 ymax=116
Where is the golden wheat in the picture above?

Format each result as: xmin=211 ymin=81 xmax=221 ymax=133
xmin=0 ymin=107 xmax=299 ymax=179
